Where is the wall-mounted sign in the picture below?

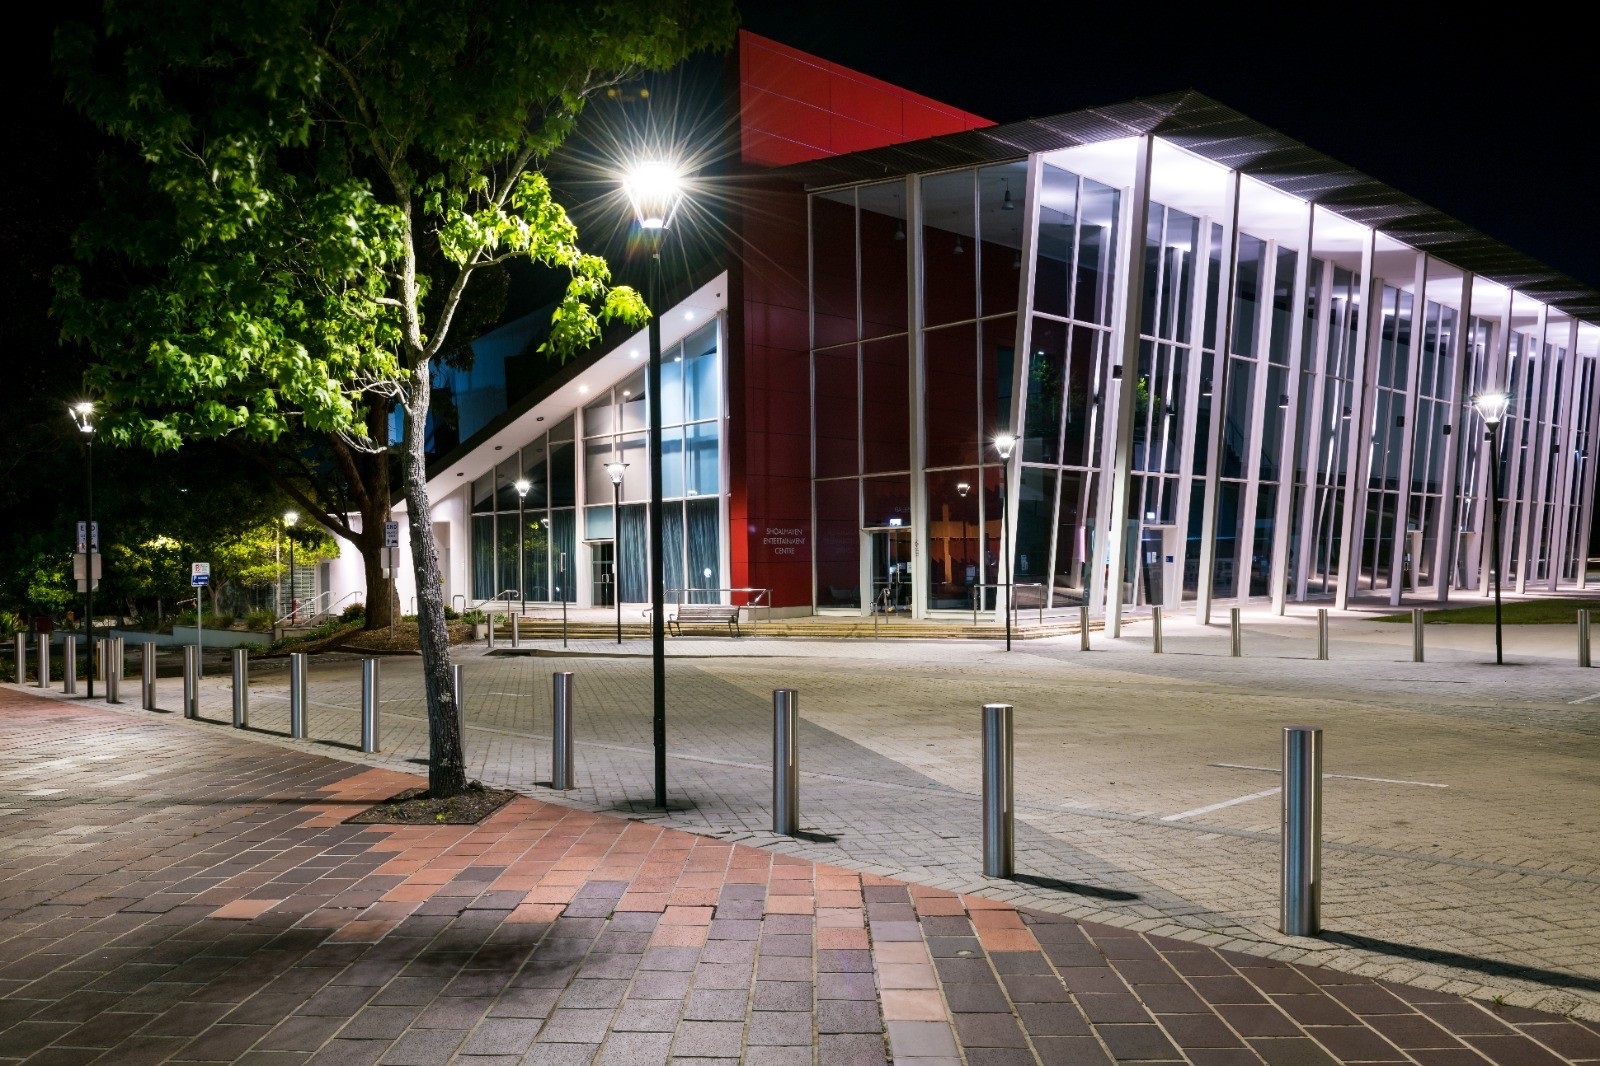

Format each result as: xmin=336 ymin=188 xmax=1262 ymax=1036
xmin=760 ymin=525 xmax=808 ymax=558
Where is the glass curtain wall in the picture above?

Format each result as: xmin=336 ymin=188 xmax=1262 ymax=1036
xmin=470 ymin=415 xmax=577 ymax=603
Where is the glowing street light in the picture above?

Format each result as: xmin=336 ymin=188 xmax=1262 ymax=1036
xmin=1471 ymin=391 xmax=1511 ymax=665
xmin=606 ymin=462 xmax=627 ymax=644
xmin=284 ymin=510 xmax=300 ymax=624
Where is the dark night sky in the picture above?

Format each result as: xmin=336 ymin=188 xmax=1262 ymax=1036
xmin=739 ymin=1 xmax=1600 ymax=293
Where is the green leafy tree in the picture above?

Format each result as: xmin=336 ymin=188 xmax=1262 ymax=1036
xmin=56 ymin=0 xmax=735 ymax=796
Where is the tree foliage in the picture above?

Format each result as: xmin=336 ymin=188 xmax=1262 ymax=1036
xmin=55 ymin=0 xmax=737 ymax=794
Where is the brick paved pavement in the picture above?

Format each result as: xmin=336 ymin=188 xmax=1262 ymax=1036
xmin=5 ymin=688 xmax=1600 ymax=1064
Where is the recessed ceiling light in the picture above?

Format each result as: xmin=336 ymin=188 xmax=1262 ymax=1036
xmin=684 ymin=311 xmax=695 ymax=321
xmin=457 ymin=472 xmax=465 ymax=477
xmin=578 ymin=385 xmax=589 ymax=394
xmin=536 ymin=416 xmax=544 ymax=422
xmin=623 ymin=390 xmax=632 ymax=397
xmin=494 ymin=445 xmax=502 ymax=450
xmin=629 ymin=349 xmax=640 ymax=358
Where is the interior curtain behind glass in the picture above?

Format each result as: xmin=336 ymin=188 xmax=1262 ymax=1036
xmin=619 ymin=504 xmax=647 ymax=602
xmin=550 ymin=510 xmax=576 ymax=602
xmin=663 ymin=507 xmax=685 ymax=604
xmin=472 ymin=515 xmax=494 ymax=601
xmin=687 ymin=499 xmax=721 ymax=604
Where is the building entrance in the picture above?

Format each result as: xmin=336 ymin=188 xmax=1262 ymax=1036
xmin=865 ymin=528 xmax=913 ymax=614
xmin=589 ymin=542 xmax=615 ymax=608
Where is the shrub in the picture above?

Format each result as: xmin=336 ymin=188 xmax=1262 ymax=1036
xmin=443 ymin=605 xmax=460 ymax=620
xmin=340 ymin=603 xmax=366 ymax=622
xmin=460 ymin=609 xmax=487 ymax=625
xmin=244 ymin=609 xmax=275 ymax=631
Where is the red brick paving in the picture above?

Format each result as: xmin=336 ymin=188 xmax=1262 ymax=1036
xmin=2 ymin=686 xmax=1597 ymax=1064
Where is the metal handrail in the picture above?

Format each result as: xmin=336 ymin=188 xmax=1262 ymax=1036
xmin=872 ymin=587 xmax=894 ymax=637
xmin=969 ymin=582 xmax=1046 ymax=625
xmin=276 ymin=589 xmax=364 ymax=627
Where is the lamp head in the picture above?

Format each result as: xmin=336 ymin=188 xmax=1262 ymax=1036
xmin=284 ymin=510 xmax=299 ymax=527
xmin=1472 ymin=391 xmax=1511 ymax=426
xmin=606 ymin=461 xmax=628 ymax=485
xmin=993 ymin=433 xmax=1015 ymax=461
xmin=623 ymin=160 xmax=684 ymax=230
xmin=69 ymin=401 xmax=95 ymax=433
xmin=956 ymin=481 xmax=971 ymax=498
xmin=514 ymin=478 xmax=530 ymax=498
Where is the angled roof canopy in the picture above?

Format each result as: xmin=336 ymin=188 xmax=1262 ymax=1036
xmin=779 ymin=91 xmax=1600 ymax=322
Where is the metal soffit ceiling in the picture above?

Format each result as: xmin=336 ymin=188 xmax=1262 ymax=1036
xmin=781 ymin=91 xmax=1600 ymax=322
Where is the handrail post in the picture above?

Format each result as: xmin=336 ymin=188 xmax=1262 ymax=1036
xmin=1281 ymin=725 xmax=1323 ymax=937
xmin=231 ymin=648 xmax=249 ymax=728
xmin=773 ymin=689 xmax=799 ymax=836
xmin=982 ymin=703 xmax=1014 ymax=878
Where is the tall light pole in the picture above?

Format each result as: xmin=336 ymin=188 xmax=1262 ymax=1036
xmin=1472 ymin=392 xmax=1510 ymax=665
xmin=514 ymin=478 xmax=530 ymax=610
xmin=606 ymin=462 xmax=627 ymax=644
xmin=70 ymin=402 xmax=95 ymax=698
xmin=994 ymin=435 xmax=1015 ymax=652
xmin=624 ymin=158 xmax=684 ymax=809
xmin=284 ymin=510 xmax=300 ymax=624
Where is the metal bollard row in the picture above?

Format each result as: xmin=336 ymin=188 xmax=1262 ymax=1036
xmin=232 ymin=648 xmax=250 ymax=727
xmin=361 ymin=658 xmax=380 ymax=753
xmin=773 ymin=689 xmax=799 ymax=836
xmin=552 ymin=671 xmax=574 ymax=790
xmin=63 ymin=635 xmax=78 ymax=694
xmin=1281 ymin=725 xmax=1323 ymax=937
xmin=982 ymin=702 xmax=1014 ymax=878
xmin=105 ymin=638 xmax=123 ymax=704
xmin=1412 ymin=608 xmax=1425 ymax=663
xmin=1229 ymin=607 xmax=1242 ymax=657
xmin=1151 ymin=606 xmax=1163 ymax=654
xmin=142 ymin=642 xmax=156 ymax=709
xmin=1078 ymin=604 xmax=1091 ymax=651
xmin=183 ymin=645 xmax=199 ymax=718
xmin=37 ymin=634 xmax=50 ymax=688
xmin=1316 ymin=608 xmax=1329 ymax=660
xmin=1580 ymin=609 xmax=1592 ymax=668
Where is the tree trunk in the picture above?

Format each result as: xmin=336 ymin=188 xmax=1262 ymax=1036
xmin=403 ymin=359 xmax=467 ymax=797
xmin=357 ymin=400 xmax=396 ymax=629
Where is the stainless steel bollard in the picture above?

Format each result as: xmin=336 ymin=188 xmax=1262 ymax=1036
xmin=289 ymin=652 xmax=307 ymax=738
xmin=1281 ymin=725 xmax=1323 ymax=937
xmin=1079 ymin=604 xmax=1091 ymax=651
xmin=141 ymin=642 xmax=157 ymax=710
xmin=982 ymin=703 xmax=1015 ymax=879
xmin=182 ymin=644 xmax=199 ymax=718
xmin=1230 ymin=608 xmax=1242 ymax=657
xmin=360 ymin=658 xmax=380 ymax=753
xmin=512 ymin=612 xmax=520 ymax=649
xmin=486 ymin=614 xmax=495 ymax=649
xmin=13 ymin=633 xmax=26 ymax=684
xmin=106 ymin=638 xmax=122 ymax=704
xmin=1412 ymin=608 xmax=1425 ymax=663
xmin=1151 ymin=606 xmax=1163 ymax=654
xmin=231 ymin=648 xmax=249 ymax=728
xmin=452 ymin=663 xmax=466 ymax=736
xmin=773 ymin=689 xmax=799 ymax=836
xmin=1316 ymin=608 xmax=1329 ymax=661
xmin=63 ymin=635 xmax=78 ymax=694
xmin=551 ymin=671 xmax=574 ymax=790
xmin=1580 ymin=609 xmax=1592 ymax=668
xmin=37 ymin=634 xmax=50 ymax=688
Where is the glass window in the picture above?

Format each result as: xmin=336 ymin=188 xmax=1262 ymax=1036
xmin=815 ymin=479 xmax=861 ymax=608
xmin=584 ymin=393 xmax=613 ymax=438
xmin=520 ymin=442 xmax=548 ymax=509
xmin=585 ymin=505 xmax=613 ymax=540
xmin=471 ymin=473 xmax=494 ymax=513
xmin=1231 ymin=235 xmax=1264 ymax=358
xmin=618 ymin=434 xmax=650 ymax=503
xmin=1013 ymin=466 xmax=1056 ymax=585
xmin=926 ymin=468 xmax=981 ymax=608
xmin=858 ymin=180 xmax=909 ymax=339
xmin=922 ymin=169 xmax=977 ymax=326
xmin=862 ymin=336 xmax=910 ymax=473
xmin=494 ymin=456 xmax=522 ymax=511
xmin=981 ymin=316 xmax=1016 ymax=446
xmin=659 ymin=351 xmax=685 ymax=427
xmin=813 ymin=190 xmax=857 ymax=349
xmin=660 ymin=427 xmax=685 ymax=500
xmin=686 ymin=498 xmax=721 ymax=603
xmin=618 ymin=368 xmax=647 ymax=431
xmin=471 ymin=514 xmax=494 ymax=599
xmin=586 ymin=444 xmax=621 ymax=504
xmin=1033 ymin=164 xmax=1077 ymax=319
xmin=684 ymin=326 xmax=720 ymax=421
xmin=1022 ymin=318 xmax=1066 ymax=464
xmin=978 ymin=162 xmax=1027 ymax=319
xmin=864 ymin=474 xmax=910 ymax=528
xmin=685 ymin=421 xmax=719 ymax=496
xmin=548 ymin=439 xmax=576 ymax=507
xmin=550 ymin=509 xmax=576 ymax=602
xmin=814 ymin=347 xmax=859 ymax=478
xmin=925 ymin=323 xmax=979 ymax=469
xmin=1075 ymin=179 xmax=1119 ymax=326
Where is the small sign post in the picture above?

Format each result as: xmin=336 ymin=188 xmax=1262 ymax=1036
xmin=192 ymin=563 xmax=211 ymax=678
xmin=383 ymin=521 xmax=400 ymax=639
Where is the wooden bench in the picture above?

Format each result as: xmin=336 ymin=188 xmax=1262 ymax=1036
xmin=667 ymin=604 xmax=741 ymax=637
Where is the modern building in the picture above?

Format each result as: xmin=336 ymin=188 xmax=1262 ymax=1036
xmin=331 ymin=30 xmax=1600 ymax=630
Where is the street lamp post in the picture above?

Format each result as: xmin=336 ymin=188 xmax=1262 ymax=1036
xmin=994 ymin=435 xmax=1015 ymax=652
xmin=1472 ymin=392 xmax=1510 ymax=665
xmin=514 ymin=478 xmax=530 ymax=612
xmin=606 ymin=462 xmax=627 ymax=644
xmin=70 ymin=402 xmax=95 ymax=698
xmin=284 ymin=510 xmax=300 ymax=625
xmin=624 ymin=159 xmax=684 ymax=810
xmin=957 ymin=481 xmax=972 ymax=601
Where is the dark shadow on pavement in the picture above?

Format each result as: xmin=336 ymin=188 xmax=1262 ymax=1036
xmin=1009 ymin=872 xmax=1139 ymax=902
xmin=1323 ymin=931 xmax=1600 ymax=993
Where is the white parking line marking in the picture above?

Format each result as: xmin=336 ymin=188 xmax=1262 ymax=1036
xmin=1568 ymin=691 xmax=1600 ymax=704
xmin=1161 ymin=787 xmax=1280 ymax=822
xmin=1209 ymin=762 xmax=1446 ymax=787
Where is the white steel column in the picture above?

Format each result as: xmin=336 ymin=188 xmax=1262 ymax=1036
xmin=1431 ymin=272 xmax=1473 ymax=603
xmin=1293 ymin=258 xmax=1335 ymax=603
xmin=907 ymin=184 xmax=934 ymax=620
xmin=1386 ymin=252 xmax=1429 ymax=607
xmin=1170 ymin=213 xmax=1214 ymax=611
xmin=1232 ymin=240 xmax=1279 ymax=604
xmin=1004 ymin=156 xmax=1044 ymax=621
xmin=1194 ymin=173 xmax=1242 ymax=625
xmin=1575 ymin=354 xmax=1600 ymax=590
xmin=1513 ymin=303 xmax=1549 ymax=594
xmin=1333 ymin=231 xmax=1378 ymax=612
xmin=1550 ymin=317 xmax=1581 ymax=590
xmin=1104 ymin=137 xmax=1155 ymax=638
xmin=1270 ymin=211 xmax=1314 ymax=615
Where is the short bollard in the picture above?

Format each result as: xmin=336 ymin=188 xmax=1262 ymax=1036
xmin=37 ymin=633 xmax=50 ymax=688
xmin=1230 ymin=607 xmax=1243 ymax=657
xmin=141 ymin=643 xmax=156 ymax=709
xmin=63 ymin=635 xmax=78 ymax=695
xmin=982 ymin=703 xmax=1015 ymax=879
xmin=1316 ymin=608 xmax=1329 ymax=661
xmin=486 ymin=615 xmax=495 ymax=650
xmin=1079 ymin=604 xmax=1091 ymax=651
xmin=360 ymin=658 xmax=380 ymax=753
xmin=773 ymin=689 xmax=800 ymax=836
xmin=1579 ymin=609 xmax=1592 ymax=668
xmin=1281 ymin=725 xmax=1323 ymax=937
xmin=452 ymin=663 xmax=466 ymax=735
xmin=1151 ymin=606 xmax=1164 ymax=654
xmin=13 ymin=633 xmax=26 ymax=684
xmin=105 ymin=638 xmax=122 ymax=704
xmin=551 ymin=671 xmax=574 ymax=790
xmin=1411 ymin=608 xmax=1425 ymax=663
xmin=512 ymin=613 xmax=521 ymax=649
xmin=141 ymin=643 xmax=157 ymax=710
xmin=231 ymin=648 xmax=250 ymax=728
xmin=182 ymin=645 xmax=199 ymax=718
xmin=289 ymin=652 xmax=308 ymax=738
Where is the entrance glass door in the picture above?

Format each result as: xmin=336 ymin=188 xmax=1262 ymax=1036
xmin=589 ymin=542 xmax=615 ymax=607
xmin=867 ymin=528 xmax=913 ymax=613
